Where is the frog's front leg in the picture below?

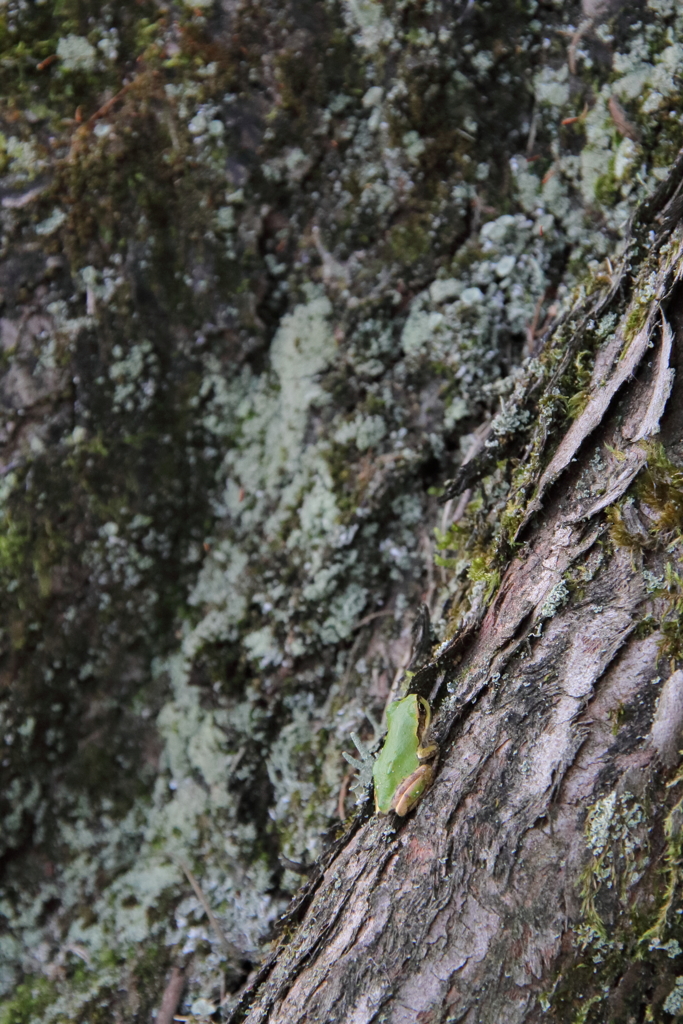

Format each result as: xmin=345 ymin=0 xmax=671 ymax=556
xmin=417 ymin=736 xmax=438 ymax=761
xmin=391 ymin=763 xmax=436 ymax=816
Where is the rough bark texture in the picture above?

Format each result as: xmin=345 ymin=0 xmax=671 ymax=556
xmin=229 ymin=194 xmax=683 ymax=1024
xmin=3 ymin=2 xmax=683 ymax=1023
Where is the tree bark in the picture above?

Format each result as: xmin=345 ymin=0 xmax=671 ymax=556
xmin=3 ymin=4 xmax=683 ymax=1022
xmin=230 ymin=172 xmax=683 ymax=1024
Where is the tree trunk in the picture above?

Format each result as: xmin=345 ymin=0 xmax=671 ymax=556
xmin=230 ymin=173 xmax=683 ymax=1023
xmin=3 ymin=4 xmax=683 ymax=1023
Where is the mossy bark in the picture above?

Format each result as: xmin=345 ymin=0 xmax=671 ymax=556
xmin=228 ymin=159 xmax=683 ymax=1024
xmin=3 ymin=1 xmax=683 ymax=1022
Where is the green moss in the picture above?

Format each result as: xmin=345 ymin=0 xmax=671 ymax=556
xmin=605 ymin=504 xmax=644 ymax=552
xmin=594 ymin=158 xmax=620 ymax=208
xmin=0 ymin=1 xmax=164 ymax=121
xmin=563 ymin=350 xmax=595 ymax=420
xmin=467 ymin=554 xmax=501 ymax=603
xmin=0 ymin=978 xmax=55 ymax=1024
xmin=0 ymin=515 xmax=29 ymax=592
xmin=638 ymin=443 xmax=683 ymax=540
xmin=601 ymin=445 xmax=683 ymax=662
xmin=128 ymin=942 xmax=173 ymax=1020
xmin=433 ymin=475 xmax=509 ymax=631
xmin=623 ymin=302 xmax=650 ymax=343
xmin=657 ymin=563 xmax=683 ymax=664
xmin=323 ymin=440 xmax=366 ymax=520
xmin=388 ymin=216 xmax=431 ymax=262
xmin=544 ymin=768 xmax=683 ymax=1024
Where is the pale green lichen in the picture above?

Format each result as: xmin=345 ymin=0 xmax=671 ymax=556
xmin=539 ymin=580 xmax=570 ymax=620
xmin=56 ymin=34 xmax=97 ymax=73
xmin=664 ymin=976 xmax=683 ymax=1015
xmin=6 ymin=137 xmax=43 ymax=180
xmin=35 ymin=209 xmax=67 ymax=236
xmin=575 ymin=788 xmax=652 ymax=978
xmin=534 ymin=64 xmax=570 ymax=108
xmin=585 ymin=790 xmax=618 ymax=860
xmin=341 ymin=0 xmax=394 ymax=51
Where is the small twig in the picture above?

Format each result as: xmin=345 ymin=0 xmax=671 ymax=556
xmin=526 ymin=287 xmax=557 ymax=354
xmin=608 ymin=95 xmax=640 ymax=143
xmin=84 ymin=71 xmax=161 ymax=131
xmin=353 ymin=608 xmax=394 ymax=631
xmin=36 ymin=54 xmax=58 ymax=71
xmin=526 ymin=102 xmax=538 ymax=157
xmin=87 ymin=80 xmax=137 ymax=126
xmin=566 ymin=18 xmax=593 ymax=75
xmin=454 ymin=0 xmax=474 ymax=25
xmin=470 ymin=191 xmax=481 ymax=235
xmin=228 ymin=746 xmax=246 ymax=777
xmin=439 ymin=499 xmax=453 ymax=534
xmin=311 ymin=225 xmax=351 ymax=287
xmin=339 ymin=629 xmax=366 ymax=692
xmin=279 ymin=854 xmax=315 ymax=876
xmin=452 ymin=488 xmax=472 ymax=525
xmin=337 ymin=770 xmax=354 ymax=820
xmin=456 ymin=419 xmax=493 ymax=474
xmin=1 ymin=185 xmax=45 ymax=210
xmin=561 ymin=102 xmax=589 ymax=127
xmin=64 ymin=943 xmax=91 ymax=964
xmin=178 ymin=860 xmax=238 ymax=961
xmin=526 ymin=292 xmax=545 ymax=351
xmin=156 ymin=966 xmax=187 ymax=1024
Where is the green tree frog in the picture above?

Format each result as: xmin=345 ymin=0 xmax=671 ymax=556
xmin=373 ymin=694 xmax=439 ymax=815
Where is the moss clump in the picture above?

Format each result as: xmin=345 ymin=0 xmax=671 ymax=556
xmin=638 ymin=443 xmax=683 ymax=541
xmin=605 ymin=504 xmax=646 ymax=552
xmin=594 ymin=160 xmax=620 ymax=209
xmin=623 ymin=302 xmax=650 ymax=343
xmin=545 ymin=777 xmax=683 ymax=1024
xmin=0 ymin=1 xmax=165 ymax=121
xmin=604 ymin=446 xmax=683 ymax=663
xmin=433 ymin=464 xmax=512 ymax=634
xmin=0 ymin=978 xmax=55 ymax=1024
xmin=388 ymin=215 xmax=431 ymax=263
xmin=563 ymin=349 xmax=595 ymax=420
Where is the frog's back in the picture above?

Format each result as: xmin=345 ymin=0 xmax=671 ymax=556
xmin=372 ymin=696 xmax=422 ymax=813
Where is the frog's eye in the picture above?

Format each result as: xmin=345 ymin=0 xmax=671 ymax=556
xmin=416 ymin=696 xmax=430 ymax=732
